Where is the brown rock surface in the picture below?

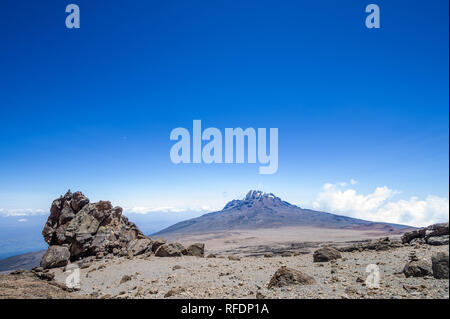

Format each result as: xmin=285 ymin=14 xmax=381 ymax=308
xmin=268 ymin=266 xmax=316 ymax=288
xmin=313 ymin=247 xmax=342 ymax=262
xmin=41 ymin=190 xmax=147 ymax=264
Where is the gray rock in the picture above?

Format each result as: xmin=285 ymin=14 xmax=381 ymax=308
xmin=425 ymin=223 xmax=449 ymax=238
xmin=401 ymin=223 xmax=449 ymax=244
xmin=151 ymin=238 xmax=166 ymax=252
xmin=126 ymin=238 xmax=153 ymax=256
xmin=401 ymin=229 xmax=426 ymax=244
xmin=426 ymin=235 xmax=449 ymax=246
xmin=186 ymin=243 xmax=205 ymax=257
xmin=268 ymin=266 xmax=316 ymax=288
xmin=40 ymin=245 xmax=70 ymax=269
xmin=432 ymin=252 xmax=449 ymax=279
xmin=403 ymin=259 xmax=433 ymax=278
xmin=154 ymin=243 xmax=186 ymax=257
xmin=410 ymin=237 xmax=426 ymax=245
xmin=313 ymin=247 xmax=342 ymax=262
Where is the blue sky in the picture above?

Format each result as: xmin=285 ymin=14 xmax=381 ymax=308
xmin=0 ymin=1 xmax=448 ymax=231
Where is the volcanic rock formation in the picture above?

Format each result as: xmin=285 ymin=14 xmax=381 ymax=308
xmin=41 ymin=190 xmax=148 ymax=266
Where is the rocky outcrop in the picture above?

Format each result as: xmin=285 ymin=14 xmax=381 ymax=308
xmin=186 ymin=243 xmax=205 ymax=257
xmin=126 ymin=238 xmax=153 ymax=257
xmin=401 ymin=223 xmax=449 ymax=245
xmin=154 ymin=243 xmax=187 ymax=257
xmin=431 ymin=252 xmax=449 ymax=279
xmin=426 ymin=235 xmax=449 ymax=246
xmin=151 ymin=238 xmax=166 ymax=252
xmin=268 ymin=266 xmax=315 ymax=288
xmin=41 ymin=190 xmax=149 ymax=265
xmin=403 ymin=252 xmax=432 ymax=278
xmin=40 ymin=245 xmax=70 ymax=269
xmin=339 ymin=237 xmax=402 ymax=252
xmin=313 ymin=247 xmax=341 ymax=262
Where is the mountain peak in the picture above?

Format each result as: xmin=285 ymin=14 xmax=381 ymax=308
xmin=222 ymin=190 xmax=283 ymax=210
xmin=153 ymin=190 xmax=411 ymax=236
xmin=245 ymin=190 xmax=274 ymax=200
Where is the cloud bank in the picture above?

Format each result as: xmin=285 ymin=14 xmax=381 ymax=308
xmin=0 ymin=208 xmax=46 ymax=217
xmin=125 ymin=205 xmax=214 ymax=215
xmin=312 ymin=181 xmax=449 ymax=227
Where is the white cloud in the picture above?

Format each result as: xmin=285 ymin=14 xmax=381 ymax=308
xmin=18 ymin=218 xmax=28 ymax=222
xmin=313 ymin=182 xmax=449 ymax=227
xmin=126 ymin=206 xmax=213 ymax=214
xmin=350 ymin=179 xmax=358 ymax=185
xmin=0 ymin=208 xmax=46 ymax=217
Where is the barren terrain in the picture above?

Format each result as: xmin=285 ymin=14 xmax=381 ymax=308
xmin=45 ymin=235 xmax=449 ymax=299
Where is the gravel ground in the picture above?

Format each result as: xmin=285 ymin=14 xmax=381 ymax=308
xmin=50 ymin=244 xmax=449 ymax=299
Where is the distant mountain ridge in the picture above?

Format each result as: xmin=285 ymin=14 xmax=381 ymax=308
xmin=0 ymin=250 xmax=45 ymax=273
xmin=153 ymin=190 xmax=412 ymax=236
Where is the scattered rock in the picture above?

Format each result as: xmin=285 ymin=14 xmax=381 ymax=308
xmin=151 ymin=238 xmax=166 ymax=252
xmin=403 ymin=256 xmax=433 ymax=278
xmin=264 ymin=253 xmax=274 ymax=258
xmin=126 ymin=238 xmax=153 ymax=256
xmin=35 ymin=271 xmax=55 ymax=281
xmin=0 ymin=271 xmax=89 ymax=299
xmin=186 ymin=243 xmax=205 ymax=257
xmin=148 ymin=287 xmax=158 ymax=294
xmin=228 ymin=256 xmax=241 ymax=261
xmin=40 ymin=245 xmax=70 ymax=269
xmin=256 ymin=291 xmax=265 ymax=299
xmin=401 ymin=223 xmax=449 ymax=245
xmin=155 ymin=243 xmax=186 ymax=257
xmin=268 ymin=266 xmax=316 ymax=288
xmin=164 ymin=287 xmax=185 ymax=298
xmin=340 ymin=237 xmax=402 ymax=253
xmin=120 ymin=275 xmax=132 ymax=284
xmin=431 ymin=252 xmax=449 ymax=279
xmin=426 ymin=235 xmax=449 ymax=246
xmin=313 ymin=247 xmax=341 ymax=262
xmin=401 ymin=229 xmax=426 ymax=244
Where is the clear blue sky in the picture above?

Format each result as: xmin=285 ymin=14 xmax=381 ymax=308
xmin=0 ymin=1 xmax=448 ymax=221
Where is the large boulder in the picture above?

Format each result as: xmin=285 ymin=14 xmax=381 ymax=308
xmin=425 ymin=223 xmax=449 ymax=238
xmin=426 ymin=235 xmax=449 ymax=246
xmin=401 ymin=229 xmax=426 ymax=244
xmin=40 ymin=245 xmax=70 ymax=269
xmin=268 ymin=266 xmax=315 ymax=288
xmin=401 ymin=223 xmax=449 ymax=245
xmin=313 ymin=247 xmax=342 ymax=262
xmin=154 ymin=243 xmax=187 ymax=257
xmin=151 ymin=238 xmax=166 ymax=253
xmin=431 ymin=252 xmax=449 ymax=279
xmin=403 ymin=259 xmax=433 ymax=278
xmin=126 ymin=238 xmax=153 ymax=256
xmin=41 ymin=190 xmax=148 ymax=261
xmin=186 ymin=243 xmax=205 ymax=257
